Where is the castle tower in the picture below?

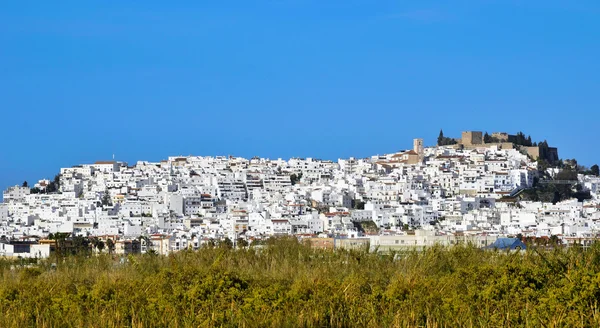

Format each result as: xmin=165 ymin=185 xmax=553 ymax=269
xmin=461 ymin=131 xmax=483 ymax=146
xmin=413 ymin=138 xmax=424 ymax=163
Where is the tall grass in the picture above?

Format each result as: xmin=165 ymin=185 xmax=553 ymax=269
xmin=1 ymin=238 xmax=599 ymax=327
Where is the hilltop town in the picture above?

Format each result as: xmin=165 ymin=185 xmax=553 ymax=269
xmin=1 ymin=131 xmax=599 ymax=258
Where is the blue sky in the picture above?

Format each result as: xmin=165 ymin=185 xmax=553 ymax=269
xmin=1 ymin=0 xmax=599 ymax=192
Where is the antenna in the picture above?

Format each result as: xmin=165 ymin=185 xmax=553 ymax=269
xmin=113 ymin=154 xmax=115 ymax=160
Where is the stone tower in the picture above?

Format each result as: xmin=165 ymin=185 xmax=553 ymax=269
xmin=413 ymin=138 xmax=424 ymax=163
xmin=461 ymin=131 xmax=483 ymax=147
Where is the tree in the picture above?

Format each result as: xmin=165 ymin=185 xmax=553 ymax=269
xmin=101 ymin=190 xmax=112 ymax=207
xmin=219 ymin=238 xmax=233 ymax=249
xmin=290 ymin=173 xmax=303 ymax=185
xmin=591 ymin=164 xmax=599 ymax=176
xmin=555 ymin=169 xmax=577 ymax=181
xmin=53 ymin=174 xmax=61 ymax=189
xmin=549 ymin=234 xmax=561 ymax=246
xmin=49 ymin=232 xmax=70 ymax=257
xmin=72 ymin=235 xmax=90 ymax=255
xmin=139 ymin=236 xmax=152 ymax=252
xmin=97 ymin=240 xmax=105 ymax=252
xmin=207 ymin=238 xmax=216 ymax=248
xmin=22 ymin=181 xmax=28 ymax=188
xmin=437 ymin=129 xmax=458 ymax=146
xmin=483 ymin=132 xmax=491 ymax=143
xmin=353 ymin=200 xmax=366 ymax=210
xmin=236 ymin=238 xmax=249 ymax=248
xmin=46 ymin=183 xmax=56 ymax=193
xmin=106 ymin=238 xmax=115 ymax=254
xmin=45 ymin=174 xmax=62 ymax=193
xmin=537 ymin=158 xmax=550 ymax=172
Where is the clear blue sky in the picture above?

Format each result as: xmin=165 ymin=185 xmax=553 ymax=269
xmin=1 ymin=0 xmax=599 ymax=192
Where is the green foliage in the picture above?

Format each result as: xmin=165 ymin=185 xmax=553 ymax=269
xmin=290 ymin=173 xmax=303 ymax=185
xmin=508 ymin=131 xmax=534 ymax=147
xmin=236 ymin=238 xmax=249 ymax=248
xmin=354 ymin=220 xmax=378 ymax=234
xmin=483 ymin=132 xmax=501 ymax=143
xmin=555 ymin=169 xmax=577 ymax=181
xmin=101 ymin=189 xmax=112 ymax=207
xmin=437 ymin=129 xmax=457 ymax=146
xmin=218 ymin=238 xmax=233 ymax=249
xmin=3 ymin=240 xmax=600 ymax=327
xmin=521 ymin=182 xmax=590 ymax=204
xmin=45 ymin=174 xmax=61 ymax=193
xmin=353 ymin=199 xmax=365 ymax=210
xmin=580 ymin=164 xmax=600 ymax=176
xmin=106 ymin=239 xmax=115 ymax=254
xmin=591 ymin=164 xmax=600 ymax=176
xmin=522 ymin=167 xmax=591 ymax=203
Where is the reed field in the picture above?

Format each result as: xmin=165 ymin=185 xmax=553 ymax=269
xmin=1 ymin=237 xmax=599 ymax=327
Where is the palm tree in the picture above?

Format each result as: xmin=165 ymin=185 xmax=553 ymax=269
xmin=106 ymin=238 xmax=115 ymax=255
xmin=138 ymin=235 xmax=152 ymax=253
xmin=72 ymin=235 xmax=90 ymax=255
xmin=90 ymin=237 xmax=102 ymax=253
xmin=97 ymin=240 xmax=105 ymax=253
xmin=49 ymin=232 xmax=70 ymax=256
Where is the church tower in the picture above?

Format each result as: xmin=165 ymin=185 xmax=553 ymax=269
xmin=413 ymin=138 xmax=424 ymax=163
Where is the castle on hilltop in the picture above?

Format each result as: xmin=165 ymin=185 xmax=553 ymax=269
xmin=451 ymin=131 xmax=559 ymax=163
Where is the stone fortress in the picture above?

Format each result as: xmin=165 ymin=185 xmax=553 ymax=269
xmin=456 ymin=131 xmax=559 ymax=163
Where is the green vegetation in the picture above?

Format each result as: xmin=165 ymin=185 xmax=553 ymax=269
xmin=290 ymin=173 xmax=303 ymax=185
xmin=101 ymin=189 xmax=112 ymax=207
xmin=548 ymin=159 xmax=600 ymax=177
xmin=508 ymin=131 xmax=534 ymax=147
xmin=353 ymin=220 xmax=378 ymax=234
xmin=591 ymin=164 xmax=599 ymax=176
xmin=522 ymin=168 xmax=591 ymax=204
xmin=352 ymin=199 xmax=366 ymax=210
xmin=30 ymin=174 xmax=62 ymax=194
xmin=521 ymin=182 xmax=591 ymax=204
xmin=483 ymin=132 xmax=502 ymax=144
xmin=437 ymin=129 xmax=457 ymax=146
xmin=2 ymin=238 xmax=600 ymax=327
xmin=45 ymin=174 xmax=61 ymax=193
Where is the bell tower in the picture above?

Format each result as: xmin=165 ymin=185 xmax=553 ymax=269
xmin=413 ymin=138 xmax=424 ymax=163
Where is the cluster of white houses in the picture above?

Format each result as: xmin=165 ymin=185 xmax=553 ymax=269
xmin=2 ymin=134 xmax=600 ymax=258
